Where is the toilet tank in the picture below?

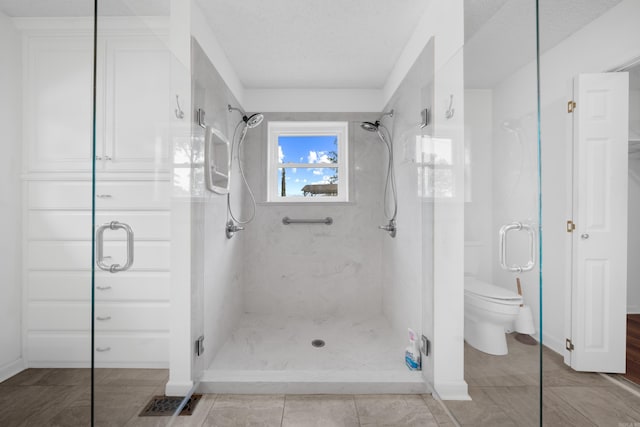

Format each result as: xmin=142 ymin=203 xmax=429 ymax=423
xmin=464 ymin=241 xmax=484 ymax=277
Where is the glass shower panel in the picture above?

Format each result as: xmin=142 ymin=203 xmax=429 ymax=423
xmin=538 ymin=0 xmax=640 ymax=424
xmin=0 ymin=1 xmax=95 ymax=425
xmin=93 ymin=0 xmax=181 ymax=424
xmin=437 ymin=0 xmax=542 ymax=424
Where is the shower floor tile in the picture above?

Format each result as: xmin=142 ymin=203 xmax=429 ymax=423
xmin=201 ymin=314 xmax=424 ymax=394
xmin=209 ymin=313 xmax=407 ymax=371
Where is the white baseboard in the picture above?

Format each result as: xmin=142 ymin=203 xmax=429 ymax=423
xmin=0 ymin=358 xmax=25 ymax=383
xmin=432 ymin=380 xmax=471 ymax=401
xmin=628 ymin=305 xmax=640 ymax=314
xmin=165 ymin=380 xmax=194 ymax=397
xmin=542 ymin=333 xmax=564 ymax=355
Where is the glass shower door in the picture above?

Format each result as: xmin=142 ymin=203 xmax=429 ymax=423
xmin=91 ymin=1 xmax=176 ymax=423
xmin=436 ymin=0 xmax=542 ymax=424
xmin=0 ymin=0 xmax=97 ymax=424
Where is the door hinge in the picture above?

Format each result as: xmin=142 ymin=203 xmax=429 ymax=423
xmin=568 ymin=100 xmax=576 ymax=113
xmin=566 ymin=220 xmax=576 ymax=232
xmin=565 ymin=338 xmax=574 ymax=351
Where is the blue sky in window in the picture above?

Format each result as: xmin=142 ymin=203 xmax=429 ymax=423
xmin=278 ymin=135 xmax=338 ymax=197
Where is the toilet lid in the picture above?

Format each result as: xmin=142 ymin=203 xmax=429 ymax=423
xmin=464 ymin=276 xmax=522 ymax=302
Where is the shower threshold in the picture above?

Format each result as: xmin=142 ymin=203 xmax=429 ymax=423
xmin=198 ymin=313 xmax=427 ymax=394
xmin=198 ymin=369 xmax=425 ymax=394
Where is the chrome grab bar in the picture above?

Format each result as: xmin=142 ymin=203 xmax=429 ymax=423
xmin=499 ymin=222 xmax=536 ymax=273
xmin=96 ymin=221 xmax=134 ymax=273
xmin=282 ymin=216 xmax=333 ymax=225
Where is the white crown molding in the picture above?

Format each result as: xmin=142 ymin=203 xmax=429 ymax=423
xmin=244 ymin=88 xmax=383 ymax=113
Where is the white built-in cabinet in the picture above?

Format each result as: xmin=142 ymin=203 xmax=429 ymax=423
xmin=24 ymin=31 xmax=171 ymax=172
xmin=21 ymin=20 xmax=172 ymax=368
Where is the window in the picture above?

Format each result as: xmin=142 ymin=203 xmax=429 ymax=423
xmin=267 ymin=121 xmax=349 ymax=202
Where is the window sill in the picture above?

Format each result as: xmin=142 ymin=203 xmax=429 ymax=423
xmin=258 ymin=200 xmax=355 ymax=206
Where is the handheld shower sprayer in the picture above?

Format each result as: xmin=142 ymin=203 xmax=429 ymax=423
xmin=360 ymin=110 xmax=398 ymax=237
xmin=225 ymin=104 xmax=265 ymax=238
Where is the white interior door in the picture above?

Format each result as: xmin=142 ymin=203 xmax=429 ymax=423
xmin=570 ymin=72 xmax=628 ymax=372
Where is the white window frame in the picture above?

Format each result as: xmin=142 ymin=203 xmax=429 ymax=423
xmin=267 ymin=121 xmax=349 ymax=202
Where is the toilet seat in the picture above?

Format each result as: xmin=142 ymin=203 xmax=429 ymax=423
xmin=464 ymin=277 xmax=522 ymax=305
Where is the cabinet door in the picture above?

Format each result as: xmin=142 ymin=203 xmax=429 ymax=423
xmin=25 ymin=36 xmax=94 ymax=171
xmin=103 ymin=36 xmax=171 ymax=171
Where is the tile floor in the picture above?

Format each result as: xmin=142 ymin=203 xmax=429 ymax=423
xmin=442 ymin=333 xmax=640 ymax=426
xmin=3 ymin=337 xmax=640 ymax=426
xmin=0 ymin=368 xmax=449 ymax=426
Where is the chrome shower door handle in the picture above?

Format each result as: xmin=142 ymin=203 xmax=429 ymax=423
xmin=96 ymin=221 xmax=134 ymax=273
xmin=499 ymin=222 xmax=536 ymax=273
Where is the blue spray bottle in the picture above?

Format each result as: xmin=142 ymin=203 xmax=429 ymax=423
xmin=405 ymin=328 xmax=421 ymax=371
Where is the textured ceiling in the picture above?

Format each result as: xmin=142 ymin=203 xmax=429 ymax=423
xmin=464 ymin=0 xmax=509 ymax=41
xmin=195 ymin=0 xmax=431 ymax=90
xmin=0 ymin=0 xmax=626 ymax=92
xmin=465 ymin=0 xmax=624 ymax=88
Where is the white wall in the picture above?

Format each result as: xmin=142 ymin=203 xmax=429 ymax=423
xmin=398 ymin=0 xmax=467 ymax=400
xmin=0 ymin=12 xmax=24 ymax=381
xmin=489 ymin=0 xmax=640 ymax=354
xmin=628 ymin=68 xmax=640 ymax=314
xmin=430 ymin=47 xmax=467 ymax=400
xmin=629 ymin=158 xmax=640 ymax=314
xmin=241 ymin=112 xmax=384 ymax=318
xmin=191 ymin=39 xmax=245 ymax=370
xmin=381 ymin=40 xmax=434 ymax=353
xmin=464 ymin=90 xmax=493 ymax=282
xmin=168 ymin=0 xmax=247 ymax=394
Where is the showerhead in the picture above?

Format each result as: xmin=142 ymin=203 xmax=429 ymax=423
xmin=361 ymin=121 xmax=380 ymax=132
xmin=228 ymin=104 xmax=264 ymax=129
xmin=245 ymin=113 xmax=264 ymax=128
xmin=361 ymin=110 xmax=394 ymax=133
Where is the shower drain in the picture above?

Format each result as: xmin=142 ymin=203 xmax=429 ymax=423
xmin=311 ymin=339 xmax=325 ymax=348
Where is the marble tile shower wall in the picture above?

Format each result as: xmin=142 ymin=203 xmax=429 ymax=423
xmin=241 ymin=113 xmax=386 ymax=317
xmin=380 ymin=41 xmax=435 ymax=339
xmin=191 ymin=39 xmax=245 ymax=368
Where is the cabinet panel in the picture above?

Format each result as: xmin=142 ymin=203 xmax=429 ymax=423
xmin=28 ymin=180 xmax=171 ymax=210
xmin=27 ymin=333 xmax=169 ymax=366
xmin=95 ymin=304 xmax=169 ymax=331
xmin=27 ymin=333 xmax=90 ymax=364
xmin=94 ymin=334 xmax=169 ymax=366
xmin=28 ymin=271 xmax=170 ymax=301
xmin=27 ymin=241 xmax=170 ymax=271
xmin=28 ymin=303 xmax=90 ymax=331
xmin=103 ymin=37 xmax=171 ymax=171
xmin=25 ymin=36 xmax=94 ymax=171
xmin=29 ymin=303 xmax=169 ymax=331
xmin=28 ymin=211 xmax=170 ymax=241
xmin=28 ymin=181 xmax=91 ymax=209
xmin=94 ymin=181 xmax=171 ymax=209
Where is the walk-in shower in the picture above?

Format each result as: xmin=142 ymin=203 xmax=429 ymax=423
xmin=361 ymin=110 xmax=398 ymax=237
xmin=225 ymin=104 xmax=264 ymax=238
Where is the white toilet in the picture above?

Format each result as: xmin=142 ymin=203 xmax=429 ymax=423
xmin=464 ymin=275 xmax=523 ymax=355
xmin=463 ymin=242 xmax=522 ymax=355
